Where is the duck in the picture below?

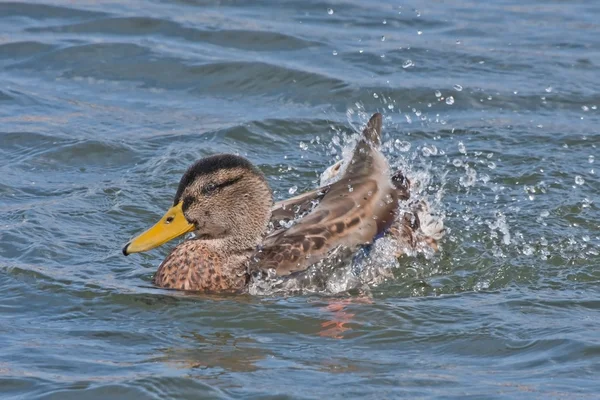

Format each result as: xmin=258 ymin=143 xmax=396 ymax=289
xmin=122 ymin=113 xmax=442 ymax=292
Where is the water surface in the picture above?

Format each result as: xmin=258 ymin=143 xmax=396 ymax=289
xmin=1 ymin=0 xmax=599 ymax=398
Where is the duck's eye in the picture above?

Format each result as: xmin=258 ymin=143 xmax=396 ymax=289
xmin=202 ymin=183 xmax=217 ymax=195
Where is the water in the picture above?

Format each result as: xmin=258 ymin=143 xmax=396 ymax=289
xmin=1 ymin=0 xmax=599 ymax=398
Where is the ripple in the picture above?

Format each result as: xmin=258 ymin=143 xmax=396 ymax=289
xmin=185 ymin=61 xmax=350 ymax=102
xmin=37 ymin=140 xmax=138 ymax=169
xmin=0 ymin=131 xmax=71 ymax=167
xmin=9 ymin=42 xmax=151 ymax=72
xmin=1 ymin=130 xmax=71 ymax=149
xmin=27 ymin=16 xmax=321 ymax=51
xmin=0 ymin=90 xmax=13 ymax=102
xmin=0 ymin=41 xmax=57 ymax=63
xmin=9 ymin=44 xmax=348 ymax=101
xmin=0 ymin=2 xmax=107 ymax=20
xmin=0 ymin=132 xmax=137 ymax=171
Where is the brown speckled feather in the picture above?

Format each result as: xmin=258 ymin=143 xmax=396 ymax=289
xmin=249 ymin=113 xmax=400 ymax=276
xmin=154 ymin=239 xmax=249 ymax=292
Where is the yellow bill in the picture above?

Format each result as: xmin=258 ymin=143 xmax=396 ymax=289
xmin=122 ymin=202 xmax=194 ymax=255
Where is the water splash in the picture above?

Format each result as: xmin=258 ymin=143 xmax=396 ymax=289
xmin=255 ymin=92 xmax=599 ymax=297
xmin=250 ymin=112 xmax=446 ymax=296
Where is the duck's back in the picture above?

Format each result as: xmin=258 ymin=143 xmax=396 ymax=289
xmin=250 ymin=113 xmax=399 ymax=276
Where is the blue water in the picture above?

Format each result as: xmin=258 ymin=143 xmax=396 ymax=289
xmin=1 ymin=0 xmax=599 ymax=398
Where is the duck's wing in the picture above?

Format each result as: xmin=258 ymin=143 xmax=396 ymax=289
xmin=250 ymin=113 xmax=401 ymax=276
xmin=270 ymin=185 xmax=331 ymax=229
xmin=270 ymin=158 xmax=345 ymax=227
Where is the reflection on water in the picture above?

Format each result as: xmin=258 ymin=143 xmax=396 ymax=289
xmin=160 ymin=332 xmax=271 ymax=373
xmin=318 ymin=297 xmax=372 ymax=339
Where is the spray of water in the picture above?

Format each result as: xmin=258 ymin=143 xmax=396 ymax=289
xmin=249 ymin=107 xmax=446 ymax=296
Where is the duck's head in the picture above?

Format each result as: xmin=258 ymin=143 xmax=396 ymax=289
xmin=122 ymin=154 xmax=272 ymax=256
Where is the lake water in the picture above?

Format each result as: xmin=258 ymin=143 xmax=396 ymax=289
xmin=1 ymin=0 xmax=599 ymax=398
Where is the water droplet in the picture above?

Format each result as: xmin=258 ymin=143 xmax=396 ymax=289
xmin=382 ymin=19 xmax=387 ymax=25
xmin=452 ymin=159 xmax=463 ymax=167
xmin=332 ymin=50 xmax=338 ymax=56
xmin=459 ymin=167 xmax=477 ymax=187
xmin=394 ymin=139 xmax=411 ymax=152
xmin=400 ymin=59 xmax=413 ymax=69
xmin=446 ymin=96 xmax=455 ymax=105
xmin=278 ymin=219 xmax=293 ymax=229
xmin=373 ymin=93 xmax=379 ymax=99
xmin=575 ymin=175 xmax=585 ymax=185
xmin=458 ymin=141 xmax=466 ymax=154
xmin=545 ymin=86 xmax=553 ymax=93
xmin=435 ymin=90 xmax=442 ymax=98
xmin=582 ymin=105 xmax=589 ymax=111
xmin=299 ymin=141 xmax=308 ymax=151
xmin=289 ymin=185 xmax=298 ymax=195
xmin=422 ymin=144 xmax=438 ymax=157
xmin=417 ymin=30 xmax=422 ymax=35
xmin=589 ymin=155 xmax=595 ymax=163
xmin=453 ymin=84 xmax=463 ymax=91
xmin=359 ymin=49 xmax=364 ymax=53
xmin=387 ymin=104 xmax=394 ymax=110
xmin=381 ymin=35 xmax=386 ymax=42
xmin=327 ymin=8 xmax=334 ymax=15
xmin=456 ymin=40 xmax=461 ymax=45
xmin=487 ymin=161 xmax=496 ymax=169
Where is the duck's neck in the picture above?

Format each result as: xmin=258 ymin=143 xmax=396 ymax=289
xmin=208 ymin=235 xmax=261 ymax=254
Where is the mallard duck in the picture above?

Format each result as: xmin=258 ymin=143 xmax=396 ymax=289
xmin=122 ymin=113 xmax=442 ymax=292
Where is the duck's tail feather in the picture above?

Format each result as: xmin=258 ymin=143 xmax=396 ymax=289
xmin=361 ymin=112 xmax=382 ymax=146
